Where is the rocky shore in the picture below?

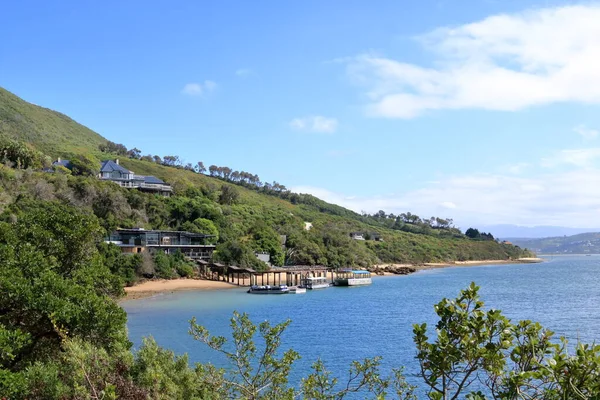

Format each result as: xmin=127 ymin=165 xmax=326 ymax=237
xmin=369 ymin=257 xmax=544 ymax=276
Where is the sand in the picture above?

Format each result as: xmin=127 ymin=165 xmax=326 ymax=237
xmin=123 ymin=279 xmax=238 ymax=301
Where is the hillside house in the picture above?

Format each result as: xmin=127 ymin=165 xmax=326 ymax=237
xmin=52 ymin=158 xmax=72 ymax=169
xmin=350 ymin=232 xmax=383 ymax=241
xmin=350 ymin=232 xmax=366 ymax=240
xmin=106 ymin=228 xmax=215 ymax=260
xmin=99 ymin=159 xmax=172 ymax=196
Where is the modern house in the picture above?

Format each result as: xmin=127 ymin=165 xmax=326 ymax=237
xmin=99 ymin=159 xmax=172 ymax=196
xmin=106 ymin=228 xmax=215 ymax=260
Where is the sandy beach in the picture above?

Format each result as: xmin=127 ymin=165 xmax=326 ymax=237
xmin=123 ymin=279 xmax=238 ymax=301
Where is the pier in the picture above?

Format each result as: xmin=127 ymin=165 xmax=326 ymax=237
xmin=195 ymin=260 xmax=333 ymax=287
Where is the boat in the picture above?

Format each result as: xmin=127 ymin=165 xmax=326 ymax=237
xmin=289 ymin=286 xmax=306 ymax=294
xmin=247 ymin=285 xmax=290 ymax=294
xmin=302 ymin=276 xmax=330 ymax=290
xmin=334 ymin=270 xmax=372 ymax=286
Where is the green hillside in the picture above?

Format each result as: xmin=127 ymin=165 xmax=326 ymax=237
xmin=0 ymin=87 xmax=105 ymax=157
xmin=0 ymin=86 xmax=534 ymax=279
xmin=509 ymin=232 xmax=600 ymax=254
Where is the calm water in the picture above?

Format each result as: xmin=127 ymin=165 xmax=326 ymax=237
xmin=124 ymin=255 xmax=600 ymax=392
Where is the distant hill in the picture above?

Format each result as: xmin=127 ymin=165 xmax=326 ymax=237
xmin=508 ymin=233 xmax=600 ymax=254
xmin=477 ymin=224 xmax=599 ymax=239
xmin=0 ymin=87 xmax=106 ymax=157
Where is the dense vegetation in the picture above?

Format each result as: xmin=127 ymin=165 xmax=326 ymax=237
xmin=1 ymin=210 xmax=599 ymax=398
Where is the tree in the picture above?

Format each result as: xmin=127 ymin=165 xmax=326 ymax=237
xmin=127 ymin=148 xmax=141 ymax=159
xmin=69 ymin=153 xmax=100 ymax=177
xmin=208 ymin=165 xmax=219 ymax=176
xmin=98 ymin=140 xmax=128 ymax=155
xmin=0 ymin=201 xmax=128 ymax=374
xmin=189 ymin=312 xmax=407 ymax=399
xmin=412 ymin=283 xmax=600 ymax=399
xmin=465 ymin=227 xmax=481 ymax=239
xmin=218 ymin=185 xmax=239 ymax=205
xmin=162 ymin=155 xmax=180 ymax=167
xmin=0 ymin=136 xmax=43 ymax=169
xmin=195 ymin=161 xmax=207 ymax=174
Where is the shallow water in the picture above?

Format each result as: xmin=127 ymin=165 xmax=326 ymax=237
xmin=124 ymin=255 xmax=600 ymax=392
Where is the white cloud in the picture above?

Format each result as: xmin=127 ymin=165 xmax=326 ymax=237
xmin=235 ymin=68 xmax=252 ymax=77
xmin=181 ymin=80 xmax=217 ymax=96
xmin=348 ymin=5 xmax=600 ymax=118
xmin=505 ymin=163 xmax=530 ymax=174
xmin=574 ymin=124 xmax=599 ymax=140
xmin=440 ymin=201 xmax=457 ymax=209
xmin=289 ymin=116 xmax=339 ymax=133
xmin=541 ymin=148 xmax=600 ymax=168
xmin=292 ymin=167 xmax=600 ymax=228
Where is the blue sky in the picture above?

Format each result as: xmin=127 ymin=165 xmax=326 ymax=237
xmin=3 ymin=0 xmax=600 ymax=229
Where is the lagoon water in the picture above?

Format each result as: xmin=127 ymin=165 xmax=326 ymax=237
xmin=124 ymin=255 xmax=600 ymax=392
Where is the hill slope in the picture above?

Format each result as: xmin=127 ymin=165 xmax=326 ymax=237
xmin=0 ymin=87 xmax=105 ymax=157
xmin=509 ymin=232 xmax=600 ymax=254
xmin=0 ymin=86 xmax=534 ymax=272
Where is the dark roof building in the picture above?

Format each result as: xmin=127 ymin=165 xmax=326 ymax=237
xmin=106 ymin=228 xmax=215 ymax=260
xmin=98 ymin=159 xmax=172 ymax=196
xmin=53 ymin=158 xmax=72 ymax=169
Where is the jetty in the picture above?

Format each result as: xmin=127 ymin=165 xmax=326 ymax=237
xmin=195 ymin=260 xmax=333 ymax=287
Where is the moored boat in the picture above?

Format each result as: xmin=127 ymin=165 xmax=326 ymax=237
xmin=247 ymin=285 xmax=290 ymax=294
xmin=289 ymin=286 xmax=306 ymax=294
xmin=302 ymin=276 xmax=330 ymax=290
xmin=334 ymin=270 xmax=372 ymax=286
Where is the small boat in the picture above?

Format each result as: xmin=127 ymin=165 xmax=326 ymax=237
xmin=334 ymin=270 xmax=372 ymax=286
xmin=247 ymin=285 xmax=290 ymax=294
xmin=302 ymin=276 xmax=330 ymax=290
xmin=289 ymin=286 xmax=306 ymax=294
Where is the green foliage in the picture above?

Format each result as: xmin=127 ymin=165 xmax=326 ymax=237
xmin=176 ymin=261 xmax=195 ymax=278
xmin=188 ymin=311 xmax=412 ymax=399
xmin=218 ymin=184 xmax=239 ymax=205
xmin=0 ymin=201 xmax=128 ymax=373
xmin=0 ymin=135 xmax=44 ymax=169
xmin=67 ymin=153 xmax=101 ymax=177
xmin=132 ymin=337 xmax=214 ymax=399
xmin=153 ymin=251 xmax=176 ymax=279
xmin=214 ymin=240 xmax=269 ymax=271
xmin=414 ymin=283 xmax=600 ymax=399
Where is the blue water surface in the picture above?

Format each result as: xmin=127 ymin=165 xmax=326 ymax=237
xmin=123 ymin=255 xmax=600 ymax=393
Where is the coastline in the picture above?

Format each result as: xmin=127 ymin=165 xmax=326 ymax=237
xmin=370 ymin=257 xmax=544 ymax=275
xmin=121 ymin=258 xmax=544 ymax=301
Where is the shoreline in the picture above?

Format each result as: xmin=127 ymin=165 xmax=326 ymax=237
xmin=121 ymin=258 xmax=544 ymax=301
xmin=369 ymin=257 xmax=544 ymax=275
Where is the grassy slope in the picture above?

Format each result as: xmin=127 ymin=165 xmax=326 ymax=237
xmin=0 ymin=85 xmax=533 ymax=264
xmin=0 ymin=87 xmax=105 ymax=157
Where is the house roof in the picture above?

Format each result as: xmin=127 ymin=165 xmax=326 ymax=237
xmin=143 ymin=175 xmax=166 ymax=184
xmin=114 ymin=228 xmax=215 ymax=238
xmin=100 ymin=160 xmax=131 ymax=174
xmin=52 ymin=159 xmax=72 ymax=168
